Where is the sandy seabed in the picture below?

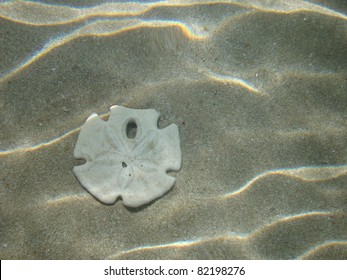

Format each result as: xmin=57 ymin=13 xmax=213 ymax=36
xmin=0 ymin=0 xmax=346 ymax=259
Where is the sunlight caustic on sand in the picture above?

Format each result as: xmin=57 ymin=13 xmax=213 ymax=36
xmin=107 ymin=211 xmax=342 ymax=259
xmin=0 ymin=111 xmax=115 ymax=156
xmin=1 ymin=0 xmax=346 ymax=26
xmin=223 ymin=165 xmax=347 ymax=198
xmin=0 ymin=19 xmax=206 ymax=82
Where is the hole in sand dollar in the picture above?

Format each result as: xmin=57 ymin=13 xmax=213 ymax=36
xmin=126 ymin=120 xmax=137 ymax=139
xmin=122 ymin=162 xmax=127 ymax=168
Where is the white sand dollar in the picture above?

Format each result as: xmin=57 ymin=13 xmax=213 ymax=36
xmin=73 ymin=105 xmax=182 ymax=207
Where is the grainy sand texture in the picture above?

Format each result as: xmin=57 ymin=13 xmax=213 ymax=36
xmin=0 ymin=0 xmax=346 ymax=259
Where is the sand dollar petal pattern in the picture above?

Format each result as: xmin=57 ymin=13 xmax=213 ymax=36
xmin=73 ymin=105 xmax=182 ymax=207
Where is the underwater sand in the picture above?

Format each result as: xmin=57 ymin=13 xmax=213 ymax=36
xmin=0 ymin=0 xmax=346 ymax=259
